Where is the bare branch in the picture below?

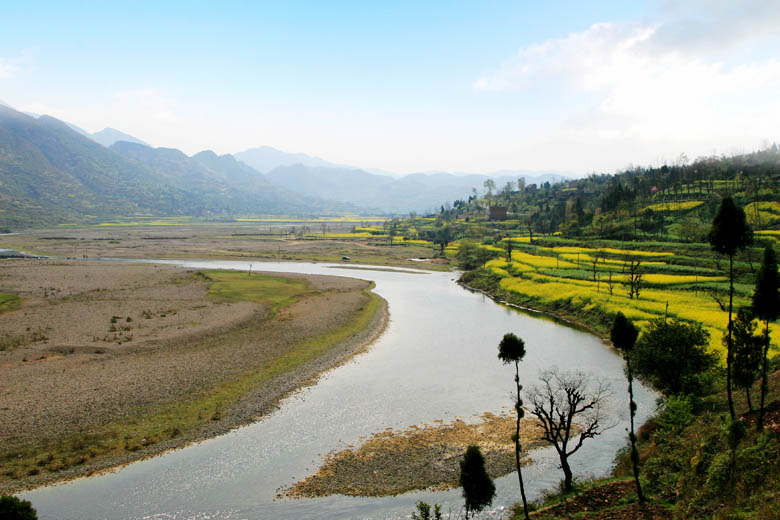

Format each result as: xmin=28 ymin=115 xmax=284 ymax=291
xmin=709 ymin=291 xmax=727 ymax=312
xmin=526 ymin=367 xmax=614 ymax=491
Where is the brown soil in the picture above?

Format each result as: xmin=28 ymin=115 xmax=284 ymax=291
xmin=0 ymin=259 xmax=388 ymax=492
xmin=530 ymin=480 xmax=671 ymax=519
xmin=285 ymin=411 xmax=546 ymax=497
xmin=0 ymin=222 xmax=447 ymax=270
xmin=740 ymin=398 xmax=780 ymax=434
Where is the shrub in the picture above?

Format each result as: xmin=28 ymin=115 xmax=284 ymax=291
xmin=655 ymin=395 xmax=695 ymax=435
xmin=0 ymin=495 xmax=38 ymax=520
xmin=633 ymin=318 xmax=718 ymax=395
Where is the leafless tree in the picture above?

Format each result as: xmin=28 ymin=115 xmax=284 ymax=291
xmin=627 ymin=259 xmax=642 ymax=299
xmin=527 ymin=368 xmax=613 ymax=492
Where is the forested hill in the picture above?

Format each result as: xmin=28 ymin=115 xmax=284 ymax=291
xmin=427 ymin=146 xmax=780 ymax=242
xmin=0 ymin=105 xmax=352 ymax=229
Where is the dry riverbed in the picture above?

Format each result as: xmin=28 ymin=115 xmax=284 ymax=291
xmin=285 ymin=411 xmax=546 ymax=497
xmin=0 ymin=259 xmax=387 ymax=493
xmin=0 ymin=222 xmax=450 ymax=270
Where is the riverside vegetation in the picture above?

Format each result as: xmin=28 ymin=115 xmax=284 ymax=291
xmin=398 ymin=148 xmax=780 ymax=518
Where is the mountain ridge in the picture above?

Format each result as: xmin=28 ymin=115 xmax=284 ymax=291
xmin=0 ymin=105 xmax=358 ymax=229
xmin=92 ymin=127 xmax=149 ymax=147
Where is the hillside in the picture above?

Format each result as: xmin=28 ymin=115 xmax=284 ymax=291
xmin=0 ymin=105 xmax=199 ymax=229
xmin=382 ymin=145 xmax=780 ymax=519
xmin=0 ymin=106 xmax=355 ymax=229
xmin=110 ymin=142 xmax=335 ymax=215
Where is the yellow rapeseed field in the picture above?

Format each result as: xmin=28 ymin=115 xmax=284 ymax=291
xmin=644 ymin=200 xmax=704 ymax=212
xmin=316 ymin=232 xmax=385 ymax=238
xmin=485 ymin=238 xmax=780 ymax=359
xmin=746 ymin=201 xmax=780 ymax=226
xmin=511 ymin=251 xmax=578 ymax=269
xmin=641 ymin=274 xmax=726 ymax=285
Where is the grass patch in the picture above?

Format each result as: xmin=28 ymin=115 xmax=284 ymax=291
xmin=204 ymin=270 xmax=315 ymax=315
xmin=0 ymin=293 xmax=20 ymax=313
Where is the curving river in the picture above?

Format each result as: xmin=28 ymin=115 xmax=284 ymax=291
xmin=22 ymin=260 xmax=657 ymax=519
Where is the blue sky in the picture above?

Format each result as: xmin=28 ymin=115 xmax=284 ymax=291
xmin=1 ymin=1 xmax=778 ymax=174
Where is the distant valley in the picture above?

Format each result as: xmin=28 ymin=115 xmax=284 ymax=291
xmin=0 ymin=104 xmax=573 ymax=229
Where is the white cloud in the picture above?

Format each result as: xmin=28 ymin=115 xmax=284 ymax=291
xmin=473 ymin=7 xmax=780 ymax=170
xmin=0 ymin=58 xmax=17 ymax=79
xmin=474 ymin=23 xmax=659 ymax=93
xmin=649 ymin=0 xmax=780 ymax=54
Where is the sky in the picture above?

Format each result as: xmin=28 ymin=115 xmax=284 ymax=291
xmin=1 ymin=0 xmax=779 ymax=175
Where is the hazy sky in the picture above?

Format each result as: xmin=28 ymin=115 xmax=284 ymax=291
xmin=2 ymin=1 xmax=778 ymax=174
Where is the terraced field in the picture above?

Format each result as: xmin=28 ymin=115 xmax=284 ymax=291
xmin=460 ymin=240 xmax=778 ymax=358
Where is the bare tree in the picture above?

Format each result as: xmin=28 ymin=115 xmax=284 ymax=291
xmin=527 ymin=368 xmax=613 ymax=492
xmin=483 ymin=178 xmax=496 ymax=206
xmin=626 ymin=259 xmax=642 ymax=299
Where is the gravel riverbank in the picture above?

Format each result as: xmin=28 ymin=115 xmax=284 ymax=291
xmin=0 ymin=259 xmax=388 ymax=493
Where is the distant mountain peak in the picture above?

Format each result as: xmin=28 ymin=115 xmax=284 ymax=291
xmin=193 ymin=149 xmax=219 ymax=160
xmin=235 ymin=145 xmax=352 ymax=173
xmin=92 ymin=127 xmax=149 ymax=148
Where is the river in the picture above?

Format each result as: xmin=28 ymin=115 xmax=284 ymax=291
xmin=21 ymin=260 xmax=657 ymax=519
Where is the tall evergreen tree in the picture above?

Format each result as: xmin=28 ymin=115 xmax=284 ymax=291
xmin=709 ymin=196 xmax=753 ymax=420
xmin=610 ymin=312 xmax=645 ymax=504
xmin=459 ymin=445 xmax=495 ymax=519
xmin=498 ymin=332 xmax=530 ymax=520
xmin=752 ymin=246 xmax=780 ymax=429
xmin=729 ymin=307 xmax=763 ymax=412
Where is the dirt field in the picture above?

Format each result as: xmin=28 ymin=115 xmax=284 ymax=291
xmin=0 ymin=221 xmax=450 ymax=270
xmin=0 ymin=258 xmax=388 ymax=492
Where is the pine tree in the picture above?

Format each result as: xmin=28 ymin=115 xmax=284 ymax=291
xmin=709 ymin=196 xmax=753 ymax=420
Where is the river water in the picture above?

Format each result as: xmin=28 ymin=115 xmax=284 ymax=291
xmin=22 ymin=260 xmax=657 ymax=519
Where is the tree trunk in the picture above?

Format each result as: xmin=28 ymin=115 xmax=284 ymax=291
xmin=561 ymin=455 xmax=574 ymax=492
xmin=759 ymin=322 xmax=771 ymax=430
xmin=726 ymin=255 xmax=736 ymax=421
xmin=746 ymin=386 xmax=753 ymax=412
xmin=627 ymin=359 xmax=645 ymax=503
xmin=514 ymin=361 xmax=530 ymax=520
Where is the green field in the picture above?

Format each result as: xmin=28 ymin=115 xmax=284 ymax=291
xmin=0 ymin=293 xmax=20 ymax=313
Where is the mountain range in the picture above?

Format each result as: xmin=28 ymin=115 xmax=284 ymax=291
xmin=240 ymin=151 xmax=570 ymax=214
xmin=0 ymin=103 xmax=574 ymax=229
xmin=0 ymin=105 xmax=347 ymax=229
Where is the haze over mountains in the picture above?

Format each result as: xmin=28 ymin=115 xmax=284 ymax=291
xmin=236 ymin=148 xmax=571 ymax=214
xmin=0 ymin=103 xmax=574 ymax=229
xmin=64 ymin=123 xmax=150 ymax=148
xmin=0 ymin=105 xmax=344 ymax=229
